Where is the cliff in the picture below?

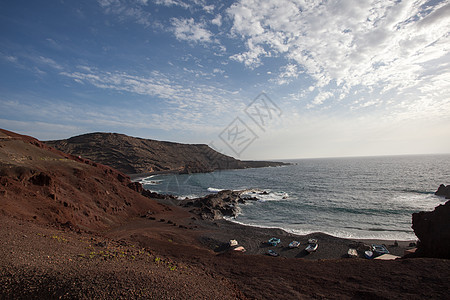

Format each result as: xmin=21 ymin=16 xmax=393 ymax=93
xmin=412 ymin=185 xmax=450 ymax=258
xmin=45 ymin=132 xmax=286 ymax=174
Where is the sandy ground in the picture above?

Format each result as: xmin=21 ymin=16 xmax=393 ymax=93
xmin=1 ymin=208 xmax=450 ymax=299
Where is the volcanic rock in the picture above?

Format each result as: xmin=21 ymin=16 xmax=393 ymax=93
xmin=180 ymin=190 xmax=253 ymax=220
xmin=435 ymin=184 xmax=450 ymax=199
xmin=412 ymin=199 xmax=450 ymax=259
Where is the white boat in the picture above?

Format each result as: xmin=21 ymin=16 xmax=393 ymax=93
xmin=233 ymin=246 xmax=246 ymax=252
xmin=364 ymin=250 xmax=374 ymax=259
xmin=305 ymin=243 xmax=318 ymax=252
xmin=267 ymin=249 xmax=279 ymax=257
xmin=229 ymin=239 xmax=238 ymax=247
xmin=308 ymin=238 xmax=318 ymax=244
xmin=289 ymin=241 xmax=300 ymax=248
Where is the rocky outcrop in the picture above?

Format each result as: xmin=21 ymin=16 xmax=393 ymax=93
xmin=45 ymin=132 xmax=287 ymax=174
xmin=180 ymin=190 xmax=249 ymax=220
xmin=435 ymin=184 xmax=450 ymax=199
xmin=412 ymin=199 xmax=450 ymax=259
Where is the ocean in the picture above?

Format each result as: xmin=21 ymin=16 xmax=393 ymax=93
xmin=140 ymin=154 xmax=450 ymax=241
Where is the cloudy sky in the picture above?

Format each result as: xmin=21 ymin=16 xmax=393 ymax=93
xmin=1 ymin=0 xmax=449 ymax=159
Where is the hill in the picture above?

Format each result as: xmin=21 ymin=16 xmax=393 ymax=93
xmin=0 ymin=128 xmax=165 ymax=231
xmin=45 ymin=132 xmax=285 ymax=174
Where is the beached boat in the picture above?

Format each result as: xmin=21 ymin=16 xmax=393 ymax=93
xmin=267 ymin=249 xmax=279 ymax=257
xmin=229 ymin=239 xmax=238 ymax=247
xmin=305 ymin=243 xmax=318 ymax=252
xmin=289 ymin=241 xmax=300 ymax=248
xmin=308 ymin=238 xmax=318 ymax=244
xmin=364 ymin=250 xmax=374 ymax=259
xmin=233 ymin=246 xmax=246 ymax=252
xmin=268 ymin=237 xmax=281 ymax=246
xmin=372 ymin=244 xmax=389 ymax=256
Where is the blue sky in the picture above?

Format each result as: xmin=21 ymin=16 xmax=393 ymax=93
xmin=1 ymin=0 xmax=449 ymax=160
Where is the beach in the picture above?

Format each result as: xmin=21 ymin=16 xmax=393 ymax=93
xmin=2 ymin=200 xmax=448 ymax=299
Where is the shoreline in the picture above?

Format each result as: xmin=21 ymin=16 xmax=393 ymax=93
xmin=127 ymin=162 xmax=291 ymax=181
xmin=190 ymin=218 xmax=415 ymax=260
xmin=223 ymin=217 xmax=418 ymax=243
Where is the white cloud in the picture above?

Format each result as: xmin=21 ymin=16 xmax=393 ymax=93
xmin=60 ymin=67 xmax=245 ymax=125
xmin=309 ymin=91 xmax=333 ymax=108
xmin=171 ymin=18 xmax=213 ymax=43
xmin=1 ymin=53 xmax=18 ymax=63
xmin=227 ymin=0 xmax=450 ymax=107
xmin=97 ymin=0 xmax=152 ymax=26
xmin=211 ymin=14 xmax=222 ymax=27
xmin=38 ymin=56 xmax=63 ymax=70
xmin=203 ymin=4 xmax=214 ymax=14
xmin=230 ymin=40 xmax=268 ymax=68
xmin=153 ymin=0 xmax=189 ymax=9
xmin=275 ymin=64 xmax=298 ymax=85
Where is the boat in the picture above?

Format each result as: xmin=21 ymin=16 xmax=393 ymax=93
xmin=305 ymin=243 xmax=318 ymax=252
xmin=268 ymin=237 xmax=281 ymax=246
xmin=289 ymin=241 xmax=300 ymax=248
xmin=233 ymin=246 xmax=246 ymax=252
xmin=371 ymin=244 xmax=389 ymax=256
xmin=267 ymin=249 xmax=279 ymax=257
xmin=364 ymin=250 xmax=374 ymax=259
xmin=229 ymin=239 xmax=238 ymax=247
xmin=308 ymin=238 xmax=318 ymax=244
xmin=347 ymin=248 xmax=358 ymax=258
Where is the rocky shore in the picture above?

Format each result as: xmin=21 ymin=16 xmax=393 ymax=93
xmin=412 ymin=185 xmax=450 ymax=259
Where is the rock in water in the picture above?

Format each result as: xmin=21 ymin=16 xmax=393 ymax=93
xmin=180 ymin=190 xmax=251 ymax=220
xmin=412 ymin=200 xmax=450 ymax=258
xmin=435 ymin=184 xmax=450 ymax=199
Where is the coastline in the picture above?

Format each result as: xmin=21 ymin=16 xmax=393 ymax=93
xmin=191 ymin=218 xmax=415 ymax=260
xmin=2 ymin=213 xmax=448 ymax=299
xmin=127 ymin=161 xmax=291 ymax=180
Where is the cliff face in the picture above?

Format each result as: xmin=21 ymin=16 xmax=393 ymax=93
xmin=0 ymin=129 xmax=163 ymax=231
xmin=45 ymin=132 xmax=285 ymax=174
xmin=412 ymin=190 xmax=450 ymax=259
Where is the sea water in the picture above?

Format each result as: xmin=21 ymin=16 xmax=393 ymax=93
xmin=140 ymin=154 xmax=450 ymax=240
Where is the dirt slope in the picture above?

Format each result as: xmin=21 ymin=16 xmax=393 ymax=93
xmin=0 ymin=128 xmax=164 ymax=231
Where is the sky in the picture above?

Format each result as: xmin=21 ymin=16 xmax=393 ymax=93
xmin=1 ymin=0 xmax=449 ymax=160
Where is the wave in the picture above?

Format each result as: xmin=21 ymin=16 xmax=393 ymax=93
xmin=240 ymin=189 xmax=289 ymax=202
xmin=224 ymin=217 xmax=417 ymax=241
xmin=399 ymin=188 xmax=435 ymax=195
xmin=139 ymin=175 xmax=162 ymax=186
xmin=207 ymin=187 xmax=224 ymax=193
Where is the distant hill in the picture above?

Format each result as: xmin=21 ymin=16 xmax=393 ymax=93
xmin=45 ymin=132 xmax=285 ymax=174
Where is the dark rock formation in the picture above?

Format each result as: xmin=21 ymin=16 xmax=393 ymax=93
xmin=180 ymin=190 xmax=254 ymax=220
xmin=435 ymin=184 xmax=450 ymax=199
xmin=412 ymin=199 xmax=450 ymax=259
xmin=45 ymin=132 xmax=287 ymax=174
